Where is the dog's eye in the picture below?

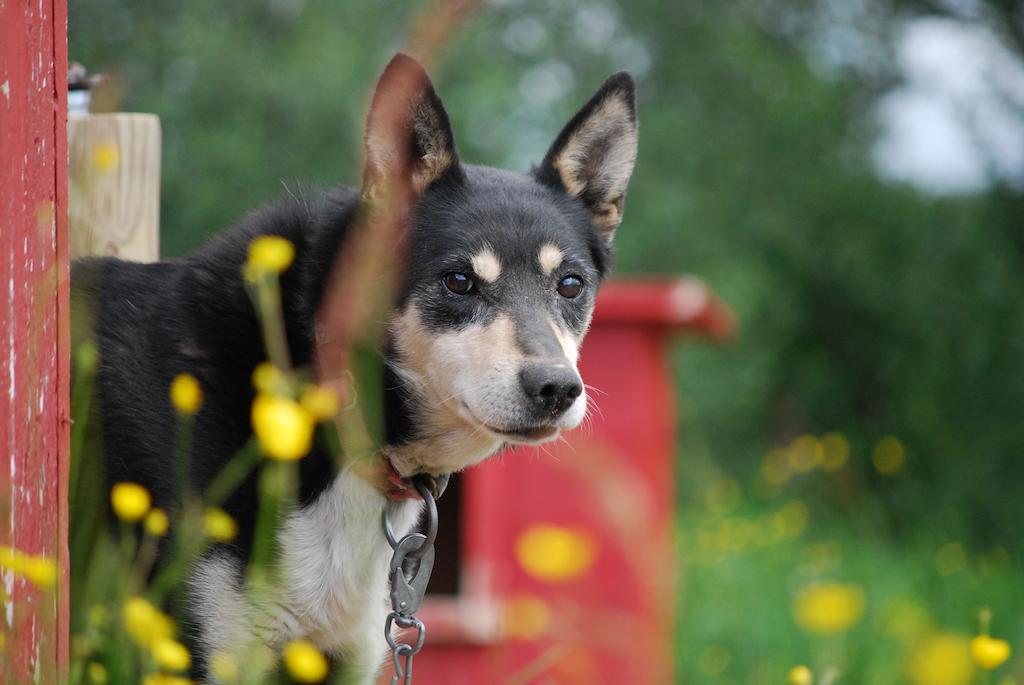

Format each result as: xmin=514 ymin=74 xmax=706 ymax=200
xmin=443 ymin=272 xmax=474 ymax=295
xmin=557 ymin=274 xmax=584 ymax=299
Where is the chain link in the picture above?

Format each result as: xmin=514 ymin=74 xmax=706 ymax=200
xmin=383 ymin=477 xmax=438 ymax=685
xmin=385 ymin=614 xmax=425 ymax=685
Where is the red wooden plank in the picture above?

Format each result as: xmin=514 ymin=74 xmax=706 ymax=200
xmin=594 ymin=278 xmax=738 ymax=339
xmin=0 ymin=0 xmax=69 ymax=681
xmin=53 ymin=0 xmax=72 ymax=674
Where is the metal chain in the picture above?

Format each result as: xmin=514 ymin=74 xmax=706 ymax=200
xmin=383 ymin=477 xmax=438 ymax=685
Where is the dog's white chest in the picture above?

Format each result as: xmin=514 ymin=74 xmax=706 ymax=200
xmin=279 ymin=467 xmax=420 ymax=645
xmin=189 ymin=465 xmax=422 ymax=681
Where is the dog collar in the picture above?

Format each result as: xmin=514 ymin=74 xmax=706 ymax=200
xmin=383 ymin=459 xmax=420 ymax=501
xmin=371 ymin=458 xmax=449 ymax=502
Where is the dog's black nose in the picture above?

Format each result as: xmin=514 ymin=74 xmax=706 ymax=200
xmin=519 ymin=362 xmax=583 ymax=417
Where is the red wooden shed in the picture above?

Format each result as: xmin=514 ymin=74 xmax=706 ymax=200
xmin=413 ymin=279 xmax=735 ymax=684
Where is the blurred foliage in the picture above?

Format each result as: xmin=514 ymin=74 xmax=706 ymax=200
xmin=71 ymin=0 xmax=1024 ymax=542
xmin=71 ymin=0 xmax=1024 ymax=682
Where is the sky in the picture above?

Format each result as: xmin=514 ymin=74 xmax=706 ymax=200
xmin=873 ymin=17 xmax=1024 ymax=194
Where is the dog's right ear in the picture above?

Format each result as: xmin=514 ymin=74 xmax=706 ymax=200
xmin=362 ymin=54 xmax=462 ymax=199
xmin=536 ymin=72 xmax=637 ymax=246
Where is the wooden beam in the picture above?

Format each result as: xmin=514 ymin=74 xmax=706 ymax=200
xmin=0 ymin=0 xmax=70 ymax=681
xmin=69 ymin=114 xmax=161 ymax=262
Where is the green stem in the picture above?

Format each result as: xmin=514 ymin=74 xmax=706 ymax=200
xmin=248 ymin=461 xmax=297 ymax=581
xmin=204 ymin=439 xmax=263 ymax=506
xmin=252 ymin=275 xmax=291 ymax=371
xmin=129 ymin=534 xmax=159 ymax=595
xmin=69 ymin=352 xmax=94 ymax=509
xmin=148 ymin=499 xmax=207 ymax=601
xmin=174 ymin=415 xmax=193 ymax=502
xmin=118 ymin=521 xmax=137 ymax=570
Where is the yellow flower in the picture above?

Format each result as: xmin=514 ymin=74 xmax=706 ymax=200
xmin=203 ymin=508 xmax=238 ymax=543
xmin=88 ymin=662 xmax=108 ymax=683
xmin=23 ymin=556 xmax=57 ymax=587
xmin=170 ymin=373 xmax=203 ymax=415
xmin=872 ymin=436 xmax=906 ymax=475
xmin=820 ymin=432 xmax=849 ymax=471
xmin=300 ymin=385 xmax=340 ymax=421
xmin=252 ymin=362 xmax=288 ymax=394
xmin=111 ymin=482 xmax=151 ymax=522
xmin=92 ymin=143 xmax=120 ymax=172
xmin=251 ymin=393 xmax=315 ymax=460
xmin=793 ymin=582 xmax=865 ymax=634
xmin=0 ymin=545 xmax=58 ymax=588
xmin=788 ymin=665 xmax=813 ymax=685
xmin=971 ymin=635 xmax=1012 ymax=670
xmin=24 ymin=557 xmax=57 ymax=587
xmin=502 ymin=594 xmax=551 ymax=640
xmin=122 ymin=596 xmax=176 ymax=646
xmin=245 ymin=236 xmax=294 ymax=277
xmin=144 ymin=509 xmax=170 ymax=537
xmin=788 ymin=435 xmax=823 ymax=472
xmin=151 ymin=636 xmax=192 ymax=672
xmin=209 ymin=651 xmax=239 ymax=682
xmin=515 ymin=524 xmax=597 ymax=582
xmin=908 ymin=633 xmax=974 ymax=685
xmin=282 ymin=639 xmax=328 ymax=683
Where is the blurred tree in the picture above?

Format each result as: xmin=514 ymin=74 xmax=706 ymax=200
xmin=70 ymin=0 xmax=1024 ymax=545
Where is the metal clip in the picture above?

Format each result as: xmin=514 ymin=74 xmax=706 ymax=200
xmin=382 ymin=475 xmax=440 ymax=685
xmin=388 ymin=533 xmax=435 ymax=615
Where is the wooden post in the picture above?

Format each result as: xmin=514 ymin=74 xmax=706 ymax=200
xmin=0 ymin=0 xmax=70 ymax=681
xmin=69 ymin=114 xmax=161 ymax=262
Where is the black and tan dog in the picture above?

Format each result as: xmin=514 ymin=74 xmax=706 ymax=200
xmin=73 ymin=54 xmax=637 ymax=681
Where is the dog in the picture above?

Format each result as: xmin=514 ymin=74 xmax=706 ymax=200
xmin=72 ymin=54 xmax=637 ymax=681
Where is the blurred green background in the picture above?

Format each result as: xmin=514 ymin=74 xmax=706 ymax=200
xmin=71 ymin=0 xmax=1024 ymax=682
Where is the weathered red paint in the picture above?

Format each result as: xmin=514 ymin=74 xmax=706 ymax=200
xmin=0 ymin=0 xmax=70 ymax=681
xmin=413 ymin=278 xmax=734 ymax=684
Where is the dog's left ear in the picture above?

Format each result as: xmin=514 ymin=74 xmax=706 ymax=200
xmin=536 ymin=72 xmax=638 ymax=245
xmin=363 ymin=54 xmax=462 ymax=198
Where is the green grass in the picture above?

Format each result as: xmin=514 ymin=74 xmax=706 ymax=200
xmin=675 ymin=463 xmax=1024 ymax=685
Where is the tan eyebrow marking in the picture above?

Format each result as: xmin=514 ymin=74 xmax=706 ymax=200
xmin=538 ymin=243 xmax=564 ymax=276
xmin=470 ymin=247 xmax=502 ymax=283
